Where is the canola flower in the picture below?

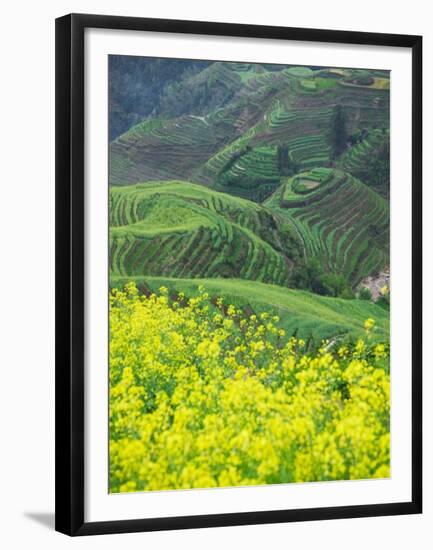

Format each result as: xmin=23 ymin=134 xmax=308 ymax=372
xmin=109 ymin=283 xmax=390 ymax=493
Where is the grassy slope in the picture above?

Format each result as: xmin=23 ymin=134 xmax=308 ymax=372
xmin=110 ymin=275 xmax=389 ymax=342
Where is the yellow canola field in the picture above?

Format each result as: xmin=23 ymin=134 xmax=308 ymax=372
xmin=109 ymin=283 xmax=390 ymax=493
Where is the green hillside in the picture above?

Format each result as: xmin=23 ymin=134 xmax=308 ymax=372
xmin=110 ymin=276 xmax=389 ymax=343
xmin=109 ymin=57 xmax=211 ymax=140
xmin=109 ymin=114 xmax=225 ymax=184
xmin=157 ymin=61 xmax=249 ymax=117
xmin=108 ymin=60 xmax=390 ymax=339
xmin=265 ymin=169 xmax=389 ymax=286
xmin=109 ymin=65 xmax=390 ymax=201
xmin=109 ymin=181 xmax=303 ymax=285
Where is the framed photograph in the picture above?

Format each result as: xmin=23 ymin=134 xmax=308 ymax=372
xmin=55 ymin=13 xmax=422 ymax=536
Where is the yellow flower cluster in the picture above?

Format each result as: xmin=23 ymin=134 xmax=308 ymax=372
xmin=109 ymin=283 xmax=390 ymax=493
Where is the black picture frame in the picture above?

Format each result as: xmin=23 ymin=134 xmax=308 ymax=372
xmin=55 ymin=13 xmax=422 ymax=536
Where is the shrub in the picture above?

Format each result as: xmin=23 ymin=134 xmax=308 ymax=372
xmin=350 ymin=76 xmax=374 ymax=86
xmin=318 ymin=272 xmax=348 ymax=297
xmin=359 ymin=287 xmax=372 ymax=301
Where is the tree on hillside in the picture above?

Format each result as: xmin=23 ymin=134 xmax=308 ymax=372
xmin=292 ymin=258 xmax=352 ymax=298
xmin=331 ymin=104 xmax=348 ymax=158
xmin=347 ymin=131 xmax=390 ymax=198
xmin=277 ymin=143 xmax=299 ymax=177
xmin=366 ymin=139 xmax=390 ymax=198
xmin=277 ymin=143 xmax=290 ymax=176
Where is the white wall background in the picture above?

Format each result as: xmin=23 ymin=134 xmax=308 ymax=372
xmin=0 ymin=0 xmax=430 ymax=548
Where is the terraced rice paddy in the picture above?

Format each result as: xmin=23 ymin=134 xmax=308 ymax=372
xmin=110 ymin=114 xmax=230 ymax=185
xmin=291 ymin=167 xmax=334 ymax=193
xmin=109 ymin=62 xmax=389 ymax=197
xmin=280 ymin=168 xmax=338 ymax=203
xmin=108 ymin=60 xmax=390 ymax=306
xmin=265 ymin=170 xmax=389 ymax=285
xmin=264 ymin=102 xmax=333 ymax=154
xmin=109 ymin=181 xmax=302 ymax=286
xmin=217 ymin=146 xmax=280 ymax=188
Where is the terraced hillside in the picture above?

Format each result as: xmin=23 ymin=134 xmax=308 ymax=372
xmin=109 ymin=181 xmax=303 ymax=285
xmin=265 ymin=169 xmax=389 ymax=286
xmin=109 ymin=115 xmax=227 ymax=184
xmin=158 ymin=61 xmax=251 ymax=117
xmin=110 ymin=276 xmax=390 ymax=343
xmin=211 ymin=145 xmax=282 ymax=202
xmin=109 ymin=57 xmax=211 ymax=140
xmin=110 ymin=63 xmax=390 ymax=203
xmin=338 ymin=128 xmax=390 ymax=197
xmin=108 ymin=58 xmax=390 ymax=315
